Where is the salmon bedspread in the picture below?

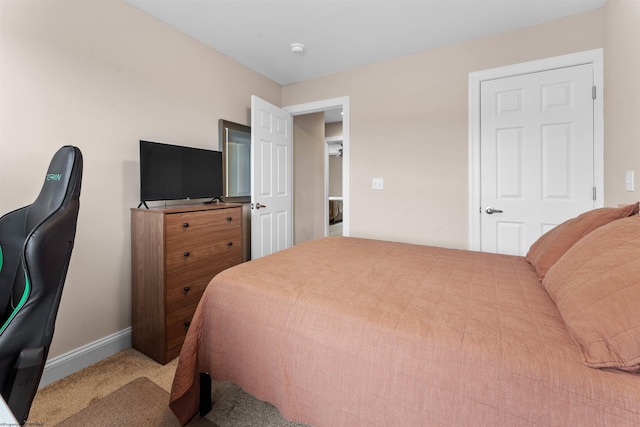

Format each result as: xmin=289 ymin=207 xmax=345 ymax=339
xmin=169 ymin=236 xmax=640 ymax=426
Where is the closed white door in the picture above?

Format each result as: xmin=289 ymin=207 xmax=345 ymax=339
xmin=251 ymin=95 xmax=293 ymax=259
xmin=480 ymin=64 xmax=595 ymax=255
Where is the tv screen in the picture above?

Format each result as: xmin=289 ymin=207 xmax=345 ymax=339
xmin=139 ymin=140 xmax=223 ymax=204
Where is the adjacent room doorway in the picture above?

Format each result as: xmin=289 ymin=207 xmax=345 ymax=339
xmin=249 ymin=96 xmax=350 ymax=258
xmin=285 ymin=96 xmax=350 ymax=238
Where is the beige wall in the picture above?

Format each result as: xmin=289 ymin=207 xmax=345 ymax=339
xmin=293 ymin=112 xmax=325 ymax=244
xmin=604 ymin=0 xmax=640 ymax=204
xmin=325 ymin=122 xmax=343 ymax=139
xmin=283 ymin=9 xmax=605 ymax=249
xmin=329 ymin=156 xmax=343 ymax=197
xmin=0 ymin=0 xmax=281 ymax=357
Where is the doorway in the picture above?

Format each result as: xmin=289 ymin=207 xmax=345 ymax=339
xmin=285 ymin=96 xmax=350 ymax=237
xmin=468 ymin=49 xmax=603 ymax=253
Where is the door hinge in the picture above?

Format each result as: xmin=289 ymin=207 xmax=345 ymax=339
xmin=592 ymin=86 xmax=597 ymax=100
xmin=593 ymin=187 xmax=597 ymax=201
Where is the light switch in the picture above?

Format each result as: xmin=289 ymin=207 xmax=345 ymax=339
xmin=372 ymin=178 xmax=384 ymax=190
xmin=626 ymin=171 xmax=634 ymax=192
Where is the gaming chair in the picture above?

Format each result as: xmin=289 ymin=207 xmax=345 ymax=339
xmin=0 ymin=145 xmax=83 ymax=424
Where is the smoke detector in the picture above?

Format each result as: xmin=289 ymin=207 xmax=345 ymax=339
xmin=290 ymin=43 xmax=305 ymax=55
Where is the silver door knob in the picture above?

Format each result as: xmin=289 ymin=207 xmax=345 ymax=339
xmin=485 ymin=207 xmax=503 ymax=214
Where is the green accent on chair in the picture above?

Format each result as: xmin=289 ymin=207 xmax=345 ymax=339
xmin=0 ymin=269 xmax=30 ymax=335
xmin=0 ymin=245 xmax=3 ymax=272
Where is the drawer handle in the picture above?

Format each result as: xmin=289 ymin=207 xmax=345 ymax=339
xmin=184 ymin=321 xmax=191 ymax=327
xmin=183 ymin=251 xmax=190 ymax=257
xmin=183 ymin=286 xmax=190 ymax=293
xmin=227 ymin=242 xmax=233 ymax=246
xmin=183 ymin=222 xmax=189 ymax=228
xmin=226 ymin=216 xmax=232 ymax=222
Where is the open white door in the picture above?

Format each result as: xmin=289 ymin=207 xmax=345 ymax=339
xmin=251 ymin=95 xmax=293 ymax=259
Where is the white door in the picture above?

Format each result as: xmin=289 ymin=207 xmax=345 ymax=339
xmin=480 ymin=64 xmax=595 ymax=255
xmin=251 ymin=95 xmax=293 ymax=259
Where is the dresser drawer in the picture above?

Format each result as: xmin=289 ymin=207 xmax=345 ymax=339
xmin=165 ymin=249 xmax=242 ymax=312
xmin=165 ymin=229 xmax=242 ymax=275
xmin=166 ymin=303 xmax=198 ymax=353
xmin=165 ymin=209 xmax=240 ymax=240
xmin=166 ymin=271 xmax=211 ymax=313
xmin=166 ymin=343 xmax=182 ymax=363
xmin=166 ymin=259 xmax=237 ymax=296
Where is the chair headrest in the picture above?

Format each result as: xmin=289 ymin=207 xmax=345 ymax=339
xmin=26 ymin=146 xmax=83 ymax=231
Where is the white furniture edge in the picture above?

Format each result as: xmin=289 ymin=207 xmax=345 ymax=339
xmin=39 ymin=327 xmax=132 ymax=388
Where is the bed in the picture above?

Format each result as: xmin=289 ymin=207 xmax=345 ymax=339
xmin=329 ymin=199 xmax=343 ymax=224
xmin=170 ymin=203 xmax=640 ymax=426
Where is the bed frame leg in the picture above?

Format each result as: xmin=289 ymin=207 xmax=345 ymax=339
xmin=199 ymin=372 xmax=212 ymax=416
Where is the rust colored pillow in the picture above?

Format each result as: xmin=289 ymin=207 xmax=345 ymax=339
xmin=526 ymin=203 xmax=639 ymax=280
xmin=542 ymin=215 xmax=640 ymax=371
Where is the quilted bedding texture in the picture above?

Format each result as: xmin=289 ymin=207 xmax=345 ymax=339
xmin=170 ymin=236 xmax=640 ymax=426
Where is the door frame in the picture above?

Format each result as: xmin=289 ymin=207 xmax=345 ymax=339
xmin=468 ymin=49 xmax=604 ymax=251
xmin=284 ymin=96 xmax=350 ymax=237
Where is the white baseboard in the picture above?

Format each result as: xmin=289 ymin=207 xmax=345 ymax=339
xmin=39 ymin=327 xmax=132 ymax=388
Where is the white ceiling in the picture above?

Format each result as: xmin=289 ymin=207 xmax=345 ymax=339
xmin=126 ymin=0 xmax=606 ymax=86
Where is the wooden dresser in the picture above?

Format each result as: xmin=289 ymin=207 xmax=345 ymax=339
xmin=131 ymin=203 xmax=243 ymax=364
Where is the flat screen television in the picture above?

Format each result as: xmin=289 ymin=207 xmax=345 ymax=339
xmin=139 ymin=140 xmax=223 ymax=206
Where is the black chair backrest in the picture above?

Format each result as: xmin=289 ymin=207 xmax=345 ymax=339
xmin=0 ymin=145 xmax=82 ymax=423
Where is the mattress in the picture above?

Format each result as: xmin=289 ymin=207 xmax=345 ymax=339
xmin=170 ymin=236 xmax=640 ymax=426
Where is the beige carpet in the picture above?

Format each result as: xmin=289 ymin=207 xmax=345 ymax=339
xmin=30 ymin=348 xmax=178 ymax=424
xmin=29 ymin=348 xmax=308 ymax=426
